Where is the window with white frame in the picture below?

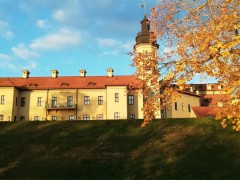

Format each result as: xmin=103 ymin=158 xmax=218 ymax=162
xmin=34 ymin=116 xmax=39 ymax=121
xmin=83 ymin=114 xmax=90 ymax=120
xmin=37 ymin=97 xmax=43 ymax=106
xmin=98 ymin=96 xmax=103 ymax=105
xmin=129 ymin=114 xmax=135 ymax=119
xmin=96 ymin=114 xmax=103 ymax=120
xmin=182 ymin=103 xmax=185 ymax=111
xmin=52 ymin=116 xmax=57 ymax=120
xmin=67 ymin=96 xmax=73 ymax=107
xmin=128 ymin=95 xmax=134 ymax=105
xmin=174 ymin=102 xmax=178 ymax=110
xmin=188 ymin=104 xmax=191 ymax=112
xmin=114 ymin=112 xmax=120 ymax=119
xmin=21 ymin=97 xmax=26 ymax=107
xmin=1 ymin=95 xmax=5 ymax=105
xmin=84 ymin=96 xmax=90 ymax=105
xmin=69 ymin=115 xmax=75 ymax=120
xmin=115 ymin=93 xmax=119 ymax=102
xmin=52 ymin=97 xmax=57 ymax=108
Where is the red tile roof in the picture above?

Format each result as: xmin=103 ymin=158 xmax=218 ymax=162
xmin=0 ymin=75 xmax=140 ymax=90
xmin=192 ymin=106 xmax=228 ymax=117
xmin=0 ymin=78 xmax=16 ymax=87
xmin=179 ymin=91 xmax=200 ymax=97
xmin=200 ymin=94 xmax=231 ymax=106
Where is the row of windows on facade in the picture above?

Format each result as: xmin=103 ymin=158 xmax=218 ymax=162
xmin=174 ymin=102 xmax=191 ymax=112
xmin=0 ymin=94 xmax=135 ymax=107
xmin=0 ymin=113 xmax=136 ymax=121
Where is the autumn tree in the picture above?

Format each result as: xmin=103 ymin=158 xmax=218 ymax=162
xmin=133 ymin=0 xmax=240 ymax=128
xmin=132 ymin=14 xmax=180 ymax=127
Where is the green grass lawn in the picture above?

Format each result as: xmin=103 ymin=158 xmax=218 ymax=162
xmin=0 ymin=118 xmax=240 ymax=179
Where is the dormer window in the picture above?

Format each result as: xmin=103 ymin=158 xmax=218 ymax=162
xmin=61 ymin=82 xmax=69 ymax=87
xmin=87 ymin=82 xmax=96 ymax=87
xmin=28 ymin=83 xmax=38 ymax=88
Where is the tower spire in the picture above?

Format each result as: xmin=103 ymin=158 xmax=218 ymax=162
xmin=140 ymin=3 xmax=146 ymax=16
xmin=134 ymin=14 xmax=159 ymax=49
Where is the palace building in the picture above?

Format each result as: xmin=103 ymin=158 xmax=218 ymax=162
xmin=0 ymin=69 xmax=144 ymax=121
xmin=0 ymin=15 xmax=230 ymax=121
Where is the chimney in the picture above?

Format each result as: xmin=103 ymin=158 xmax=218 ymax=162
xmin=191 ymin=84 xmax=195 ymax=91
xmin=22 ymin=70 xmax=30 ymax=79
xmin=190 ymin=86 xmax=193 ymax=92
xmin=107 ymin=68 xmax=114 ymax=78
xmin=218 ymin=84 xmax=222 ymax=90
xmin=51 ymin=70 xmax=59 ymax=78
xmin=207 ymin=84 xmax=212 ymax=90
xmin=80 ymin=69 xmax=87 ymax=77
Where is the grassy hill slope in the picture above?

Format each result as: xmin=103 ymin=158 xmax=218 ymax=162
xmin=0 ymin=118 xmax=240 ymax=179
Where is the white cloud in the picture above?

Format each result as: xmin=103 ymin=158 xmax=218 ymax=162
xmin=97 ymin=38 xmax=120 ymax=47
xmin=0 ymin=53 xmax=18 ymax=71
xmin=163 ymin=47 xmax=173 ymax=53
xmin=29 ymin=28 xmax=81 ymax=50
xmin=0 ymin=53 xmax=12 ymax=60
xmin=97 ymin=38 xmax=134 ymax=52
xmin=0 ymin=20 xmax=14 ymax=40
xmin=0 ymin=51 xmax=37 ymax=71
xmin=121 ymin=40 xmax=134 ymax=52
xmin=23 ymin=61 xmax=37 ymax=69
xmin=36 ymin=19 xmax=48 ymax=29
xmin=97 ymin=38 xmax=134 ymax=57
xmin=99 ymin=49 xmax=119 ymax=57
xmin=3 ymin=31 xmax=14 ymax=39
xmin=0 ymin=61 xmax=17 ymax=71
xmin=53 ymin=9 xmax=66 ymax=22
xmin=0 ymin=60 xmax=37 ymax=72
xmin=11 ymin=44 xmax=39 ymax=60
xmin=18 ymin=2 xmax=32 ymax=12
xmin=51 ymin=8 xmax=86 ymax=26
xmin=0 ymin=20 xmax=8 ymax=28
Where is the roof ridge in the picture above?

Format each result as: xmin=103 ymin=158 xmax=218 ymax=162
xmin=7 ymin=77 xmax=16 ymax=86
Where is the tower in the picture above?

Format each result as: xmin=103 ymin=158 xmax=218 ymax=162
xmin=134 ymin=14 xmax=161 ymax=120
xmin=134 ymin=14 xmax=159 ymax=54
xmin=134 ymin=14 xmax=159 ymax=75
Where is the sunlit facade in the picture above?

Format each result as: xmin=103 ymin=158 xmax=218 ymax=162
xmin=0 ymin=15 xmax=230 ymax=121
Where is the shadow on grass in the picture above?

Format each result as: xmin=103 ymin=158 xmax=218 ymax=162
xmin=0 ymin=119 xmax=240 ymax=179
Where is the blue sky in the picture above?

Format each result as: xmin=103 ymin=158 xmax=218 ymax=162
xmin=0 ymin=0 xmax=159 ymax=77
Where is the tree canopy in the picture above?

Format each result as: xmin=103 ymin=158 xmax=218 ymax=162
xmin=133 ymin=0 xmax=240 ymax=129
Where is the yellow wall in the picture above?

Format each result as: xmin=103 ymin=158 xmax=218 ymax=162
xmin=46 ymin=89 xmax=77 ymax=120
xmin=18 ymin=91 xmax=31 ymax=120
xmin=0 ymin=87 xmax=15 ymax=121
xmin=127 ymin=91 xmax=143 ymax=119
xmin=77 ymin=89 xmax=106 ymax=120
xmin=165 ymin=93 xmax=200 ymax=118
xmin=12 ymin=88 xmax=19 ymax=121
xmin=1 ymin=85 xmax=200 ymax=121
xmin=106 ymin=86 xmax=127 ymax=119
xmin=135 ymin=43 xmax=158 ymax=54
xmin=191 ymin=84 xmax=227 ymax=95
xmin=28 ymin=90 xmax=48 ymax=121
xmin=19 ymin=88 xmax=139 ymax=121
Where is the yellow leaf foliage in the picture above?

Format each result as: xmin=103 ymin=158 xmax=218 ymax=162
xmin=132 ymin=0 xmax=240 ymax=129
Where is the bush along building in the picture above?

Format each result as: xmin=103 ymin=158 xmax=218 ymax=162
xmin=0 ymin=15 xmax=230 ymax=121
